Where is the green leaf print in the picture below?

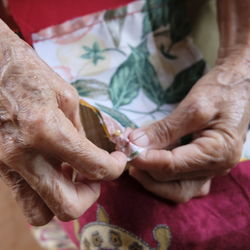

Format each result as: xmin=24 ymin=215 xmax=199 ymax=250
xmin=141 ymin=0 xmax=191 ymax=58
xmin=104 ymin=6 xmax=127 ymax=47
xmin=81 ymin=42 xmax=105 ymax=65
xmin=164 ymin=59 xmax=206 ymax=104
xmin=132 ymin=41 xmax=165 ymax=106
xmin=108 ymin=58 xmax=139 ymax=109
xmin=129 ymin=40 xmax=149 ymax=61
xmin=142 ymin=0 xmax=169 ymax=37
xmin=109 ymin=40 xmax=164 ymax=108
xmin=96 ymin=103 xmax=138 ymax=128
xmin=71 ymin=79 xmax=108 ymax=99
xmin=168 ymin=0 xmax=191 ymax=44
xmin=108 ymin=41 xmax=148 ymax=109
xmin=141 ymin=59 xmax=165 ymax=106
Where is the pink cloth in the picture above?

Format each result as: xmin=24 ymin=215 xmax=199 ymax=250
xmin=57 ymin=161 xmax=250 ymax=249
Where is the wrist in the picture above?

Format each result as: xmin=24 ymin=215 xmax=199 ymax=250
xmin=216 ymin=46 xmax=250 ymax=68
xmin=217 ymin=0 xmax=250 ymax=61
xmin=213 ymin=53 xmax=250 ymax=97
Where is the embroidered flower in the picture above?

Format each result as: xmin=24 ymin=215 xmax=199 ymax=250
xmin=91 ymin=231 xmax=103 ymax=247
xmin=109 ymin=230 xmax=122 ymax=247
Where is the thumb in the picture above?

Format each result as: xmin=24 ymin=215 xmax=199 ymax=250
xmin=129 ymin=100 xmax=214 ymax=149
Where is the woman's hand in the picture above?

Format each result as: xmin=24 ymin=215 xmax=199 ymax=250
xmin=128 ymin=0 xmax=250 ymax=203
xmin=0 ymin=20 xmax=127 ymax=225
xmin=129 ymin=52 xmax=250 ymax=202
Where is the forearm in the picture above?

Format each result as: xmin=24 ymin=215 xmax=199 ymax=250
xmin=0 ymin=18 xmax=22 ymax=48
xmin=0 ymin=19 xmax=17 ymax=61
xmin=217 ymin=1 xmax=250 ymax=59
xmin=0 ymin=18 xmax=34 ymax=77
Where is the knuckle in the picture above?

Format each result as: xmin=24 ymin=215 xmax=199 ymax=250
xmin=159 ymin=151 xmax=175 ymax=174
xmin=228 ymin=145 xmax=242 ymax=167
xmin=149 ymin=119 xmax=172 ymax=147
xmin=200 ymin=131 xmax=241 ymax=171
xmin=61 ymin=86 xmax=79 ymax=106
xmin=187 ymin=98 xmax=213 ymax=123
xmin=220 ymin=134 xmax=242 ymax=169
xmin=95 ymin=165 xmax=109 ymax=179
xmin=67 ymin=86 xmax=79 ymax=102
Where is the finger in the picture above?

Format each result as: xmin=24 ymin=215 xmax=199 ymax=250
xmin=55 ymin=84 xmax=84 ymax=133
xmin=129 ymin=96 xmax=216 ymax=149
xmin=12 ymin=153 xmax=101 ymax=222
xmin=129 ymin=167 xmax=211 ymax=203
xmin=29 ymin=109 xmax=127 ymax=180
xmin=0 ymin=163 xmax=54 ymax=226
xmin=131 ymin=130 xmax=236 ymax=181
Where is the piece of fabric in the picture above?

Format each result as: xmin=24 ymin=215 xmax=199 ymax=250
xmin=31 ymin=0 xmax=250 ymax=160
xmin=63 ymin=160 xmax=250 ymax=250
xmin=31 ymin=0 xmax=206 ymax=159
xmin=28 ymin=1 xmax=250 ymax=249
xmin=33 ymin=161 xmax=250 ymax=250
xmin=7 ymin=0 xmax=134 ymax=44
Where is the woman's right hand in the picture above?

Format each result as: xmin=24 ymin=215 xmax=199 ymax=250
xmin=0 ymin=19 xmax=127 ymax=226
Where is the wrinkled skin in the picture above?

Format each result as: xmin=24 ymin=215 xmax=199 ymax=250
xmin=130 ymin=0 xmax=250 ymax=202
xmin=0 ymin=20 xmax=127 ymax=226
xmin=128 ymin=0 xmax=250 ymax=203
xmin=129 ymin=53 xmax=250 ymax=202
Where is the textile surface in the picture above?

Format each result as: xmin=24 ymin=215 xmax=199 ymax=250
xmin=8 ymin=0 xmax=133 ymax=43
xmin=33 ymin=161 xmax=250 ymax=250
xmin=32 ymin=0 xmax=250 ymax=159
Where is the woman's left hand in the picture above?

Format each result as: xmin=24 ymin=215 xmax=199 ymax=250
xmin=128 ymin=52 xmax=250 ymax=202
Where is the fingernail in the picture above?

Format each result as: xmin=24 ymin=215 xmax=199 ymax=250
xmin=130 ymin=130 xmax=149 ymax=147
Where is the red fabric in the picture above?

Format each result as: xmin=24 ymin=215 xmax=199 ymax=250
xmin=8 ymin=0 xmax=133 ymax=43
xmin=0 ymin=0 xmax=18 ymax=31
xmin=59 ymin=161 xmax=250 ymax=249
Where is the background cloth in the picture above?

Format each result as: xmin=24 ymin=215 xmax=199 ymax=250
xmin=8 ymin=0 xmax=133 ymax=43
xmin=33 ymin=161 xmax=250 ymax=250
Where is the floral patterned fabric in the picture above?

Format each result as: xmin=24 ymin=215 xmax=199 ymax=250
xmin=32 ymin=0 xmax=206 ymax=157
xmin=33 ymin=0 xmax=204 ymax=126
xmin=30 ymin=0 xmax=250 ymax=249
xmin=33 ymin=162 xmax=250 ymax=250
xmin=32 ymin=0 xmax=250 ymax=160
